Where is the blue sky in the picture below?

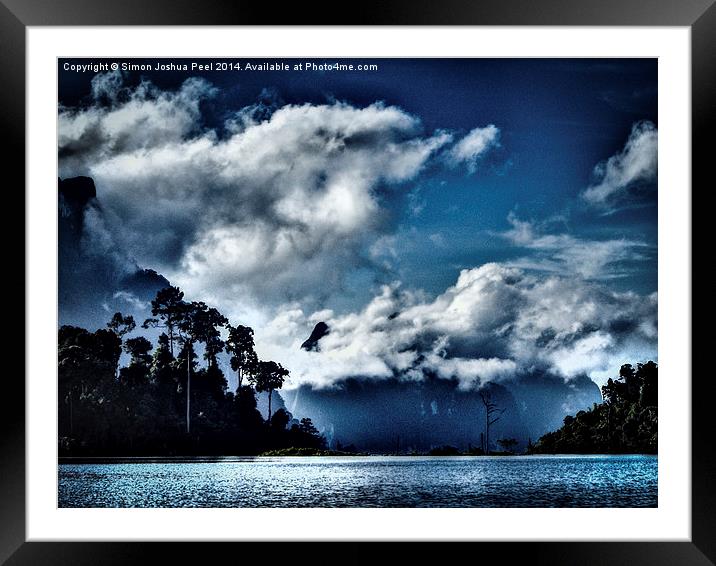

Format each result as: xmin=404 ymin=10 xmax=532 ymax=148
xmin=58 ymin=58 xmax=658 ymax=387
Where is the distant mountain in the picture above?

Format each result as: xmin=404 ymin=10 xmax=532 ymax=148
xmin=283 ymin=325 xmax=602 ymax=453
xmin=282 ymin=374 xmax=601 ymax=453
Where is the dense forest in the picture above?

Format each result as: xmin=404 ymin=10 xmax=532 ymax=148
xmin=58 ymin=285 xmax=327 ymax=456
xmin=530 ymin=361 xmax=658 ymax=454
xmin=59 ymin=285 xmax=658 ymax=457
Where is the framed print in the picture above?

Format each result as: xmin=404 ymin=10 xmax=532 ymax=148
xmin=6 ymin=0 xmax=713 ymax=564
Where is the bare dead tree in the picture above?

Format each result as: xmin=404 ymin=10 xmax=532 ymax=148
xmin=479 ymin=391 xmax=505 ymax=455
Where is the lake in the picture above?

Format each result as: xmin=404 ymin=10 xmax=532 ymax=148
xmin=58 ymin=454 xmax=657 ymax=508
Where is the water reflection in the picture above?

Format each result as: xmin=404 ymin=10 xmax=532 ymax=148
xmin=58 ymin=455 xmax=657 ymax=508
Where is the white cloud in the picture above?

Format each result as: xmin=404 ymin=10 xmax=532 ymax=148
xmin=447 ymin=125 xmax=500 ymax=173
xmin=58 ymin=75 xmax=656 ymax=393
xmin=582 ymin=120 xmax=657 ymax=207
xmin=500 ymin=212 xmax=651 ymax=279
xmin=112 ymin=290 xmax=150 ymax=311
xmin=253 ymin=263 xmax=657 ymax=389
xmin=59 ymin=75 xmax=216 ymax=173
xmin=59 ymin=75 xmax=455 ymax=310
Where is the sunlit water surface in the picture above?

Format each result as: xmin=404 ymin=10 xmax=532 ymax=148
xmin=59 ymin=455 xmax=657 ymax=507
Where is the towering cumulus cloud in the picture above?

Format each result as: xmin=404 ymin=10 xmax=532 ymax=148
xmin=255 ymin=263 xmax=657 ymax=389
xmin=59 ymin=73 xmax=457 ymax=310
xmin=59 ymin=71 xmax=656 ymax=392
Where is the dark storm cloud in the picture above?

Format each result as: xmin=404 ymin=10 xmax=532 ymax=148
xmin=59 ymin=176 xmax=169 ymax=329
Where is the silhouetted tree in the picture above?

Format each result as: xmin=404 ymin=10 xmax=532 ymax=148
xmin=194 ymin=306 xmax=228 ymax=368
xmin=143 ymin=286 xmax=186 ymax=356
xmin=479 ymin=391 xmax=504 ymax=455
xmin=234 ymin=384 xmax=264 ymax=432
xmin=534 ymin=361 xmax=658 ymax=454
xmin=270 ymin=408 xmax=291 ymax=430
xmin=638 ymin=361 xmax=658 ymax=407
xmin=107 ymin=312 xmax=136 ymax=338
xmin=151 ymin=333 xmax=175 ymax=387
xmin=119 ymin=336 xmax=153 ymax=389
xmin=226 ymin=325 xmax=258 ymax=392
xmin=253 ymin=360 xmax=289 ymax=423
xmin=124 ymin=336 xmax=153 ymax=366
xmin=174 ymin=301 xmax=228 ymax=434
xmin=58 ymin=325 xmax=120 ymax=446
xmin=287 ymin=416 xmax=326 ymax=450
xmin=299 ymin=418 xmax=319 ymax=436
xmin=57 ymin=285 xmax=327 ymax=457
xmin=176 ymin=301 xmax=203 ymax=434
xmin=526 ymin=437 xmax=534 ymax=454
xmin=175 ymin=336 xmax=198 ymax=434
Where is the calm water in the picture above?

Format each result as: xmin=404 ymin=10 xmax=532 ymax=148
xmin=58 ymin=455 xmax=657 ymax=508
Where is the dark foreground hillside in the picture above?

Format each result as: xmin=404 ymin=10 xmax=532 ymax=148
xmin=531 ymin=361 xmax=657 ymax=454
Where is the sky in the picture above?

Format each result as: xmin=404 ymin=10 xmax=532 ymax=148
xmin=58 ymin=58 xmax=658 ymax=389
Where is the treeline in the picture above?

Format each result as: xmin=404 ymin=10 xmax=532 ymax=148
xmin=531 ymin=361 xmax=657 ymax=454
xmin=58 ymin=286 xmax=326 ymax=456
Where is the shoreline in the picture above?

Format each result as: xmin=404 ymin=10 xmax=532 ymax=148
xmin=58 ymin=453 xmax=657 ymax=464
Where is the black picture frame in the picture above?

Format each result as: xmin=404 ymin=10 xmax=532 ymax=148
xmin=4 ymin=1 xmax=712 ymax=564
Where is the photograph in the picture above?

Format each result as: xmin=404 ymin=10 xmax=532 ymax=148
xmin=56 ymin=57 xmax=660 ymax=509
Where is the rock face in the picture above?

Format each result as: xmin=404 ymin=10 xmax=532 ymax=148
xmin=286 ymin=323 xmax=603 ymax=453
xmin=59 ymin=176 xmax=170 ymax=329
xmin=59 ymin=175 xmax=96 ymax=205
xmin=281 ymin=374 xmax=602 ymax=454
xmin=300 ymin=321 xmax=330 ymax=352
xmin=59 ymin=176 xmax=97 ymax=240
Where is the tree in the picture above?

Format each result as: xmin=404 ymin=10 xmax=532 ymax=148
xmin=226 ymin=325 xmax=259 ymax=391
xmin=175 ymin=338 xmax=198 ymax=434
xmin=287 ymin=417 xmax=326 ymax=450
xmin=58 ymin=326 xmax=120 ymax=443
xmin=253 ymin=360 xmax=289 ymax=423
xmin=638 ymin=361 xmax=658 ymax=408
xmin=92 ymin=328 xmax=124 ymax=380
xmin=120 ymin=337 xmax=153 ymax=389
xmin=270 ymin=408 xmax=291 ymax=430
xmin=57 ymin=309 xmax=317 ymax=456
xmin=176 ymin=301 xmax=203 ymax=435
xmin=533 ymin=361 xmax=658 ymax=454
xmin=194 ymin=306 xmax=228 ymax=368
xmin=124 ymin=336 xmax=153 ymax=367
xmin=299 ymin=418 xmax=319 ymax=436
xmin=175 ymin=301 xmax=228 ymax=434
xmin=107 ymin=312 xmax=136 ymax=337
xmin=150 ymin=332 xmax=182 ymax=438
xmin=479 ymin=391 xmax=504 ymax=455
xmin=143 ymin=286 xmax=186 ymax=356
xmin=620 ymin=363 xmax=640 ymax=402
xmin=601 ymin=378 xmax=620 ymax=405
xmin=106 ymin=314 xmax=136 ymax=384
xmin=150 ymin=333 xmax=175 ymax=387
xmin=526 ymin=437 xmax=534 ymax=454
